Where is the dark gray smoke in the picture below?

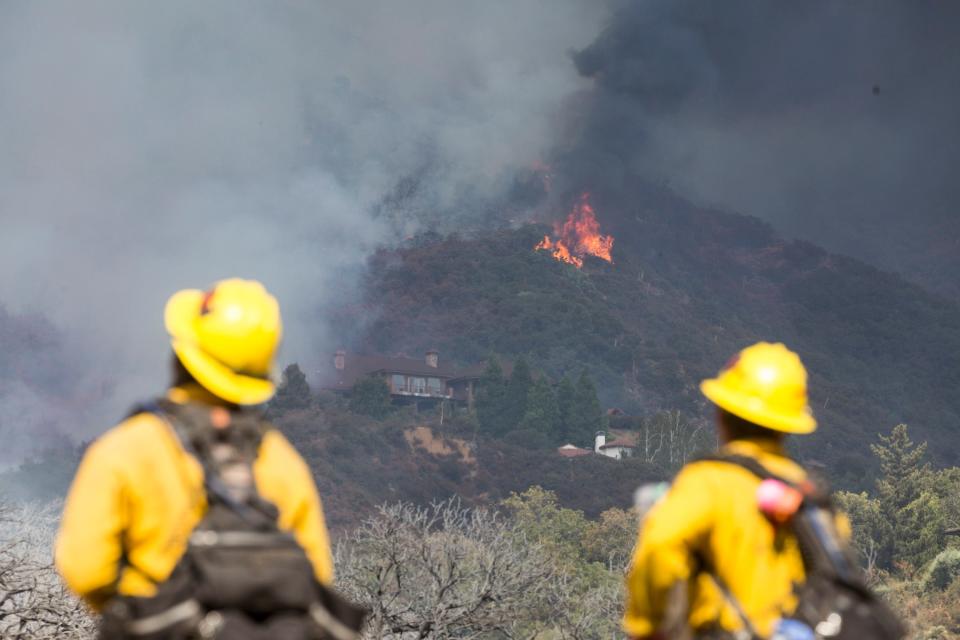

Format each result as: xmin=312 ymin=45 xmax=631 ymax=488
xmin=559 ymin=0 xmax=960 ymax=295
xmin=0 ymin=0 xmax=606 ymax=462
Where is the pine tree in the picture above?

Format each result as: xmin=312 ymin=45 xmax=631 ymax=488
xmin=349 ymin=375 xmax=392 ymax=418
xmin=872 ymin=424 xmax=929 ymax=511
xmin=555 ymin=375 xmax=576 ymax=443
xmin=567 ymin=371 xmax=603 ymax=443
xmin=271 ymin=363 xmax=312 ymax=412
xmin=476 ymin=357 xmax=508 ymax=435
xmin=871 ymin=424 xmax=943 ymax=571
xmin=503 ymin=357 xmax=533 ymax=432
xmin=520 ymin=376 xmax=560 ymax=438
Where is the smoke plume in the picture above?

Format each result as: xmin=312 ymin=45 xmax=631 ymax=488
xmin=559 ymin=0 xmax=960 ymax=295
xmin=0 ymin=0 xmax=605 ymax=460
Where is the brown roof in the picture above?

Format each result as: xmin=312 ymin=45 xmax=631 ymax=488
xmin=557 ymin=444 xmax=593 ymax=458
xmin=599 ymin=437 xmax=635 ymax=449
xmin=324 ymin=353 xmax=463 ymax=390
xmin=323 ymin=352 xmax=536 ymax=391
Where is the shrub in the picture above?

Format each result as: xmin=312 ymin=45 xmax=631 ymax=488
xmin=922 ymin=548 xmax=960 ymax=592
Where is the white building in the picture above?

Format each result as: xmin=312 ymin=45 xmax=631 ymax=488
xmin=594 ymin=431 xmax=635 ymax=460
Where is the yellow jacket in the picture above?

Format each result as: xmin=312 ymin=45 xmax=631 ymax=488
xmin=623 ymin=439 xmax=841 ymax=638
xmin=55 ymin=385 xmax=334 ymax=611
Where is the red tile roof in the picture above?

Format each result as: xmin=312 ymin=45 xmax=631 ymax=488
xmin=557 ymin=444 xmax=593 ymax=458
xmin=599 ymin=437 xmax=636 ymax=449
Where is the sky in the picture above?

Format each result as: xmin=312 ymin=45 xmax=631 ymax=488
xmin=1 ymin=0 xmax=958 ymax=461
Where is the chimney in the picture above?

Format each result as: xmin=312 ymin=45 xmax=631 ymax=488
xmin=594 ymin=431 xmax=606 ymax=453
xmin=334 ymin=350 xmax=346 ymax=371
xmin=425 ymin=349 xmax=439 ymax=368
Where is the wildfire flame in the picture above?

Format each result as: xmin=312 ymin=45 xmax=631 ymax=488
xmin=534 ymin=193 xmax=614 ymax=268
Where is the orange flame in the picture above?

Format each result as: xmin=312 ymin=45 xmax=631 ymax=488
xmin=534 ymin=193 xmax=614 ymax=268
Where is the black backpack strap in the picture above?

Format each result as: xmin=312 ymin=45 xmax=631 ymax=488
xmin=698 ymin=451 xmax=862 ymax=585
xmin=694 ymin=452 xmax=800 ymax=488
xmin=692 ymin=452 xmax=805 ymax=638
xmin=139 ymin=398 xmax=277 ymax=529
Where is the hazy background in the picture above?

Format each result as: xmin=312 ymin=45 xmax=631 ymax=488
xmin=1 ymin=0 xmax=958 ymax=463
xmin=0 ymin=0 xmax=606 ymax=462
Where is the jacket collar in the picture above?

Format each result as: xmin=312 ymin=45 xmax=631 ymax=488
xmin=722 ymin=437 xmax=787 ymax=458
xmin=166 ymin=382 xmax=230 ymax=407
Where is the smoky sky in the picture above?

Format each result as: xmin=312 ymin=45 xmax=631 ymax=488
xmin=3 ymin=1 xmax=959 ymax=465
xmin=0 ymin=0 xmax=605 ymax=462
xmin=560 ymin=0 xmax=960 ymax=295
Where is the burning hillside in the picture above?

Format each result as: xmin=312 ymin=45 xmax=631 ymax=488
xmin=534 ymin=193 xmax=614 ymax=268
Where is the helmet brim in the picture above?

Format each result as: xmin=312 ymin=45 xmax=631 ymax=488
xmin=165 ymin=289 xmax=275 ymax=406
xmin=701 ymin=378 xmax=817 ymax=434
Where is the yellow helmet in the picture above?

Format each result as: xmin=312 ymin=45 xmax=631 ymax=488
xmin=700 ymin=342 xmax=816 ymax=434
xmin=164 ymin=278 xmax=282 ymax=405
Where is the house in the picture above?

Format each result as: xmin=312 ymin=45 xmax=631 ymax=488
xmin=557 ymin=432 xmax=637 ymax=461
xmin=324 ymin=349 xmax=486 ymax=408
xmin=594 ymin=431 xmax=635 ymax=460
xmin=557 ymin=443 xmax=593 ymax=458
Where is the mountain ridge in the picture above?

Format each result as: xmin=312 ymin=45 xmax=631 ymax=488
xmin=332 ymin=181 xmax=960 ymax=487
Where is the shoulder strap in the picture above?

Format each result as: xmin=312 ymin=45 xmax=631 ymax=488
xmin=686 ymin=452 xmax=788 ymax=640
xmin=139 ymin=398 xmax=276 ymax=529
xmin=695 ymin=452 xmax=800 ymax=488
xmin=698 ymin=451 xmax=863 ymax=587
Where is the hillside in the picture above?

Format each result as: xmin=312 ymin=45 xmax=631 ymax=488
xmin=273 ymin=403 xmax=661 ymax=531
xmin=332 ymin=183 xmax=960 ymax=487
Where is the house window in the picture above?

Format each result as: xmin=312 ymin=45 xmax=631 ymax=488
xmin=391 ymin=374 xmax=407 ymax=392
xmin=427 ymin=378 xmax=444 ymax=395
xmin=412 ymin=377 xmax=427 ymax=393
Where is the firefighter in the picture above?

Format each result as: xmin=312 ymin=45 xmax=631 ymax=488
xmin=623 ymin=342 xmax=830 ymax=640
xmin=55 ymin=279 xmax=337 ymax=637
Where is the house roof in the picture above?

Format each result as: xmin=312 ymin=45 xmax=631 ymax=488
xmin=323 ymin=351 xmax=533 ymax=391
xmin=557 ymin=444 xmax=593 ymax=458
xmin=324 ymin=353 xmax=463 ymax=391
xmin=600 ymin=437 xmax=636 ymax=449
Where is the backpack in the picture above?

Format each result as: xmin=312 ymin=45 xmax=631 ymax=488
xmin=696 ymin=453 xmax=905 ymax=640
xmin=99 ymin=399 xmax=367 ymax=640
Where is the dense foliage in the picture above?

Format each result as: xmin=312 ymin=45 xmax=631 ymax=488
xmin=348 ymin=375 xmax=393 ymax=419
xmin=836 ymin=425 xmax=960 ymax=636
xmin=335 ymin=218 xmax=960 ymax=489
xmin=270 ymin=363 xmax=313 ymax=412
xmin=475 ymin=356 xmax=604 ymax=446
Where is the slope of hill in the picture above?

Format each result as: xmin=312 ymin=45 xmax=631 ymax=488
xmin=276 ymin=404 xmax=662 ymax=531
xmin=332 ymin=184 xmax=960 ymax=487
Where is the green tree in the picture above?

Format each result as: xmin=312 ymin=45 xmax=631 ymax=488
xmin=503 ymin=357 xmax=533 ymax=431
xmin=932 ymin=467 xmax=960 ymax=538
xmin=834 ymin=490 xmax=891 ymax=576
xmin=580 ymin=507 xmax=637 ymax=570
xmin=567 ymin=371 xmax=603 ymax=444
xmin=555 ymin=375 xmax=576 ymax=443
xmin=870 ymin=424 xmax=943 ymax=571
xmin=501 ymin=486 xmax=591 ymax=570
xmin=476 ymin=357 xmax=508 ymax=435
xmin=271 ymin=363 xmax=312 ymax=412
xmin=921 ymin=548 xmax=960 ymax=592
xmin=519 ymin=376 xmax=560 ymax=438
xmin=349 ymin=375 xmax=392 ymax=418
xmin=895 ymin=491 xmax=945 ymax=571
xmin=872 ymin=424 xmax=929 ymax=511
xmin=499 ymin=487 xmax=623 ymax=636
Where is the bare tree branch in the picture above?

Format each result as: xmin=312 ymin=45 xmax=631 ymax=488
xmin=0 ymin=500 xmax=96 ymax=639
